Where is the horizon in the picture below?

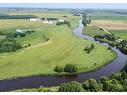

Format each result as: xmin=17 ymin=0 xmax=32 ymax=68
xmin=0 ymin=3 xmax=127 ymax=9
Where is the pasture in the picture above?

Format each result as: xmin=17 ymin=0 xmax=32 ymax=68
xmin=0 ymin=12 xmax=116 ymax=79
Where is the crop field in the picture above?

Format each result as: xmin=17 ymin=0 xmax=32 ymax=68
xmin=0 ymin=12 xmax=116 ymax=80
xmin=93 ymin=20 xmax=127 ymax=30
xmin=88 ymin=11 xmax=127 ymax=40
xmin=92 ymin=20 xmax=127 ymax=40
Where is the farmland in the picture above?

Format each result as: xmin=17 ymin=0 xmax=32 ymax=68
xmin=89 ymin=11 xmax=127 ymax=40
xmin=0 ymin=11 xmax=116 ymax=80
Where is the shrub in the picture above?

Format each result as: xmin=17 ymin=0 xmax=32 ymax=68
xmin=84 ymin=44 xmax=95 ymax=54
xmin=58 ymin=81 xmax=84 ymax=92
xmin=54 ymin=65 xmax=64 ymax=72
xmin=107 ymin=47 xmax=112 ymax=50
xmin=64 ymin=64 xmax=78 ymax=73
xmin=91 ymin=43 xmax=95 ymax=49
xmin=82 ymin=79 xmax=102 ymax=92
xmin=0 ymin=38 xmax=22 ymax=52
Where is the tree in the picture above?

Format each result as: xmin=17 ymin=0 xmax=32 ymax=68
xmin=82 ymin=79 xmax=102 ymax=92
xmin=54 ymin=65 xmax=64 ymax=72
xmin=84 ymin=45 xmax=92 ymax=54
xmin=91 ymin=43 xmax=95 ymax=49
xmin=64 ymin=64 xmax=78 ymax=73
xmin=58 ymin=81 xmax=84 ymax=92
xmin=0 ymin=38 xmax=21 ymax=52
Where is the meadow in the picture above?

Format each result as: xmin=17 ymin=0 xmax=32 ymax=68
xmin=0 ymin=12 xmax=116 ymax=80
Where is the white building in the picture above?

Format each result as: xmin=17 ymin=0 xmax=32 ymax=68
xmin=30 ymin=18 xmax=41 ymax=22
xmin=58 ymin=19 xmax=64 ymax=22
xmin=42 ymin=18 xmax=54 ymax=24
xmin=16 ymin=29 xmax=24 ymax=33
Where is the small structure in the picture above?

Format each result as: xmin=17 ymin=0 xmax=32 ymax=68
xmin=16 ymin=29 xmax=24 ymax=33
xmin=30 ymin=18 xmax=41 ymax=22
xmin=42 ymin=18 xmax=54 ymax=24
xmin=58 ymin=19 xmax=64 ymax=22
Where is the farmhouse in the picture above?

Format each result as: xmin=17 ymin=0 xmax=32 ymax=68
xmin=30 ymin=18 xmax=41 ymax=22
xmin=42 ymin=18 xmax=54 ymax=24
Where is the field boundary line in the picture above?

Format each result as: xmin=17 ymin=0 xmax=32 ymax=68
xmin=0 ymin=40 xmax=52 ymax=57
xmin=19 ymin=40 xmax=52 ymax=54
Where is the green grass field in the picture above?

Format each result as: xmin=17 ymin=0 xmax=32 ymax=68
xmin=0 ymin=12 xmax=116 ymax=80
xmin=83 ymin=24 xmax=107 ymax=37
xmin=109 ymin=30 xmax=127 ymax=40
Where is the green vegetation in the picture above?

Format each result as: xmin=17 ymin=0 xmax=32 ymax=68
xmin=0 ymin=14 xmax=37 ymax=19
xmin=109 ymin=30 xmax=127 ymax=40
xmin=0 ymin=11 xmax=116 ymax=80
xmin=64 ymin=64 xmax=78 ymax=73
xmin=84 ymin=43 xmax=95 ymax=54
xmin=58 ymin=81 xmax=84 ymax=92
xmin=83 ymin=24 xmax=107 ymax=37
xmin=82 ymin=13 xmax=91 ymax=26
xmin=82 ymin=79 xmax=102 ymax=91
xmin=54 ymin=65 xmax=64 ymax=72
xmin=56 ymin=20 xmax=71 ymax=26
xmin=0 ymin=38 xmax=22 ymax=52
xmin=54 ymin=64 xmax=78 ymax=73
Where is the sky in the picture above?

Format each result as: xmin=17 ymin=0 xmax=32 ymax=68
xmin=0 ymin=3 xmax=127 ymax=9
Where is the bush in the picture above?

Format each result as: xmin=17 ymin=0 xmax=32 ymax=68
xmin=64 ymin=64 xmax=78 ymax=73
xmin=56 ymin=21 xmax=70 ymax=26
xmin=107 ymin=47 xmax=112 ymax=50
xmin=54 ymin=65 xmax=64 ymax=72
xmin=58 ymin=81 xmax=84 ymax=92
xmin=84 ymin=44 xmax=95 ymax=54
xmin=82 ymin=79 xmax=102 ymax=92
xmin=91 ymin=43 xmax=95 ymax=49
xmin=0 ymin=38 xmax=22 ymax=52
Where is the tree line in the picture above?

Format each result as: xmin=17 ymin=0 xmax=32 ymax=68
xmin=58 ymin=71 xmax=127 ymax=92
xmin=94 ymin=34 xmax=127 ymax=55
xmin=0 ymin=15 xmax=37 ymax=19
xmin=82 ymin=13 xmax=91 ymax=27
xmin=56 ymin=21 xmax=71 ymax=26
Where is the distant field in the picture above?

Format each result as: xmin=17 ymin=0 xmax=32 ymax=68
xmin=0 ymin=12 xmax=116 ymax=79
xmin=109 ymin=30 xmax=127 ymax=40
xmin=92 ymin=19 xmax=127 ymax=40
xmin=83 ymin=23 xmax=107 ymax=37
xmin=93 ymin=20 xmax=127 ymax=30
